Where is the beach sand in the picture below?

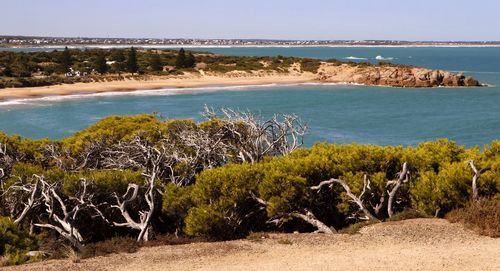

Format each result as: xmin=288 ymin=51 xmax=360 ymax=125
xmin=0 ymin=73 xmax=317 ymax=101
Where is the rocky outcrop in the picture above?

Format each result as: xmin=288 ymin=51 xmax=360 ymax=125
xmin=317 ymin=63 xmax=481 ymax=87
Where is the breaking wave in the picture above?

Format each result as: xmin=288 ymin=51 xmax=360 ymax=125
xmin=375 ymin=55 xmax=396 ymax=61
xmin=344 ymin=56 xmax=368 ymax=60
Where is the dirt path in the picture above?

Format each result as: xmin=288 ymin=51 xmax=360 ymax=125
xmin=5 ymin=219 xmax=500 ymax=271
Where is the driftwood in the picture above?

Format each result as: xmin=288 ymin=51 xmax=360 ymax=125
xmin=203 ymin=106 xmax=307 ymax=163
xmin=0 ymin=142 xmax=14 ymax=190
xmin=5 ymin=175 xmax=105 ymax=249
xmin=386 ymin=162 xmax=410 ymax=218
xmin=8 ymin=177 xmax=42 ymax=224
xmin=312 ymin=175 xmax=380 ymax=221
xmin=104 ymin=136 xmax=162 ymax=242
xmin=34 ymin=177 xmax=102 ymax=249
xmin=250 ymin=191 xmax=335 ymax=234
xmin=467 ymin=160 xmax=490 ymax=201
xmin=111 ymin=181 xmax=156 ymax=242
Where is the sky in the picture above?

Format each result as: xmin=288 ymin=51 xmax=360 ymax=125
xmin=1 ymin=0 xmax=499 ymax=41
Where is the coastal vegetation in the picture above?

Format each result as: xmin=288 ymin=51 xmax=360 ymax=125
xmin=0 ymin=47 xmax=323 ymax=88
xmin=0 ymin=109 xmax=498 ymax=265
xmin=0 ymin=47 xmax=481 ymax=90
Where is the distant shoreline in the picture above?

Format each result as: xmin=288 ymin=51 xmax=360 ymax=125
xmin=3 ymin=44 xmax=500 ymax=49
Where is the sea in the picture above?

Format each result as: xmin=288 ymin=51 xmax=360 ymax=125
xmin=0 ymin=46 xmax=499 ymax=147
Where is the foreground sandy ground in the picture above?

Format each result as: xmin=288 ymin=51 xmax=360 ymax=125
xmin=5 ymin=219 xmax=499 ymax=271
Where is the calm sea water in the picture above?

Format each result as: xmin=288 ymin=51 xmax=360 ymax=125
xmin=0 ymin=46 xmax=499 ymax=147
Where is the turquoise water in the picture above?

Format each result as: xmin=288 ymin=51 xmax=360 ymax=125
xmin=0 ymin=47 xmax=499 ymax=146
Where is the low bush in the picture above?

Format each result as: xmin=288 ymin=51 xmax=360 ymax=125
xmin=446 ymin=198 xmax=500 ymax=237
xmin=386 ymin=208 xmax=431 ymax=222
xmin=80 ymin=237 xmax=140 ymax=259
xmin=338 ymin=221 xmax=377 ymax=235
xmin=0 ymin=113 xmax=499 ymax=252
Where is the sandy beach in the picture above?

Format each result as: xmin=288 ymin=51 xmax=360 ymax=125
xmin=0 ymin=73 xmax=317 ymax=101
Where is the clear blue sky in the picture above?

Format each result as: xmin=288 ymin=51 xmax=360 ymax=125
xmin=1 ymin=0 xmax=499 ymax=41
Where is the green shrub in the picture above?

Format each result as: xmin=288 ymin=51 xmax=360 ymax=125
xmin=0 ymin=217 xmax=38 ymax=265
xmin=410 ymin=162 xmax=471 ymax=216
xmin=338 ymin=221 xmax=377 ymax=235
xmin=299 ymin=59 xmax=321 ymax=73
xmin=175 ymin=140 xmax=498 ymax=237
xmin=184 ymin=205 xmax=228 ymax=239
xmin=62 ymin=114 xmax=165 ymax=153
xmin=386 ymin=208 xmax=431 ymax=222
xmin=184 ymin=163 xmax=265 ymax=239
xmin=162 ymin=183 xmax=194 ymax=231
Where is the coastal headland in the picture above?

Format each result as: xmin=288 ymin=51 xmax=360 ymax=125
xmin=0 ymin=48 xmax=481 ymax=101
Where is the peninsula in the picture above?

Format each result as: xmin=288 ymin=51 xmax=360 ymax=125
xmin=0 ymin=48 xmax=481 ymax=101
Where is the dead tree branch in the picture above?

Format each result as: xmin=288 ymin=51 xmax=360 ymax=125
xmin=0 ymin=142 xmax=14 ymax=190
xmin=290 ymin=210 xmax=336 ymax=234
xmin=33 ymin=176 xmax=98 ymax=249
xmin=111 ymin=178 xmax=156 ymax=242
xmin=467 ymin=160 xmax=490 ymax=201
xmin=313 ymin=175 xmax=380 ymax=222
xmin=250 ymin=191 xmax=335 ymax=234
xmin=4 ymin=176 xmax=42 ymax=224
xmin=386 ymin=162 xmax=410 ymax=218
xmin=105 ymin=136 xmax=162 ymax=242
xmin=7 ymin=175 xmax=105 ymax=249
xmin=203 ymin=106 xmax=307 ymax=163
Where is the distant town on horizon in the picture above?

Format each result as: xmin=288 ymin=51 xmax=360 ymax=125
xmin=1 ymin=35 xmax=500 ymax=47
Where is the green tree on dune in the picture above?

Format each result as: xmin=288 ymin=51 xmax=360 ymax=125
xmin=185 ymin=52 xmax=196 ymax=68
xmin=59 ymin=46 xmax=72 ymax=72
xmin=111 ymin=49 xmax=126 ymax=62
xmin=126 ymin=47 xmax=139 ymax=74
xmin=175 ymin=48 xmax=187 ymax=69
xmin=149 ymin=52 xmax=163 ymax=72
xmin=110 ymin=49 xmax=126 ymax=74
xmin=175 ymin=48 xmax=196 ymax=69
xmin=94 ymin=52 xmax=108 ymax=74
xmin=2 ymin=65 xmax=13 ymax=77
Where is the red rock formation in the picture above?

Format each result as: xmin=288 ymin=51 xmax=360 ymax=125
xmin=317 ymin=63 xmax=481 ymax=87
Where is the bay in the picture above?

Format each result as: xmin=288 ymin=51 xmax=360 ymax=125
xmin=0 ymin=46 xmax=499 ymax=147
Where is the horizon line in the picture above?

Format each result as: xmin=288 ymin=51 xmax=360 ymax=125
xmin=1 ymin=35 xmax=500 ymax=43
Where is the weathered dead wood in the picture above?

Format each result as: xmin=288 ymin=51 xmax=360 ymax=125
xmin=111 ymin=176 xmax=156 ymax=242
xmin=386 ymin=162 xmax=410 ymax=218
xmin=290 ymin=210 xmax=336 ymax=234
xmin=0 ymin=142 xmax=13 ymax=190
xmin=11 ymin=179 xmax=41 ymax=224
xmin=313 ymin=175 xmax=380 ymax=221
xmin=250 ymin=191 xmax=335 ymax=234
xmin=467 ymin=160 xmax=490 ymax=201
xmin=7 ymin=175 xmax=105 ymax=249
xmin=105 ymin=136 xmax=162 ymax=242
xmin=203 ymin=106 xmax=307 ymax=163
xmin=33 ymin=177 xmax=94 ymax=249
